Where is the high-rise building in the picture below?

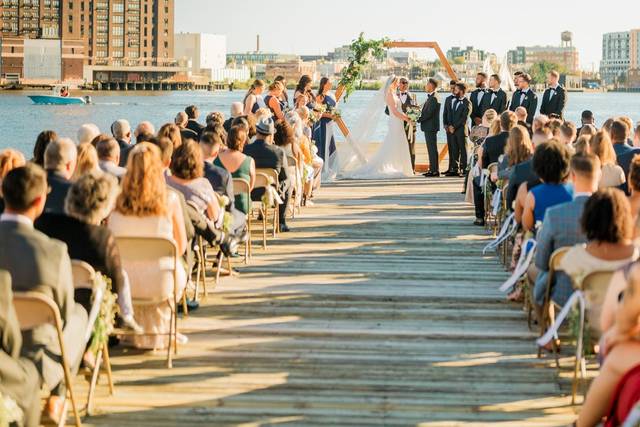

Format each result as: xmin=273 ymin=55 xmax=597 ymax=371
xmin=600 ymin=31 xmax=631 ymax=85
xmin=0 ymin=0 xmax=174 ymax=81
xmin=507 ymin=32 xmax=580 ymax=74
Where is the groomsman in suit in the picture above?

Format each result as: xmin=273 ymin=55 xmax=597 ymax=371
xmin=442 ymin=80 xmax=458 ymax=175
xmin=539 ymin=70 xmax=566 ymax=119
xmin=418 ymin=78 xmax=441 ymax=177
xmin=445 ymin=82 xmax=471 ymax=176
xmin=469 ymin=72 xmax=488 ymax=126
xmin=486 ymin=74 xmax=508 ymax=114
xmin=509 ymin=73 xmax=537 ymax=126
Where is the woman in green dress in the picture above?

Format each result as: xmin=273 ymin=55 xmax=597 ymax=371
xmin=214 ymin=126 xmax=255 ymax=214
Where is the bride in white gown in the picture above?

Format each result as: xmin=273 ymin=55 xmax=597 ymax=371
xmin=335 ymin=75 xmax=414 ymax=180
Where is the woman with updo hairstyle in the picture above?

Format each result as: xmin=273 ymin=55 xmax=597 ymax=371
xmin=109 ymin=142 xmax=188 ymax=349
xmin=264 ymin=81 xmax=285 ymax=121
xmin=294 ymin=75 xmax=314 ymax=109
xmin=214 ymin=126 xmax=255 ymax=214
xmin=158 ymin=123 xmax=183 ymax=152
xmin=243 ymin=79 xmax=266 ymax=116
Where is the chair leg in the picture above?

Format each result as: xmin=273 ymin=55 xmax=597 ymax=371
xmin=181 ymin=292 xmax=188 ymax=318
xmin=200 ymin=243 xmax=208 ymax=299
xmin=247 ymin=215 xmax=252 ymax=259
xmin=86 ymin=345 xmax=104 ymax=416
xmin=215 ymin=251 xmax=224 ymax=284
xmin=63 ymin=356 xmax=82 ymax=427
xmin=261 ymin=208 xmax=267 ymax=249
xmin=102 ymin=344 xmax=115 ymax=396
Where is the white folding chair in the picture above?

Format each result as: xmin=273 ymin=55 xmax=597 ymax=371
xmin=13 ymin=292 xmax=82 ymax=427
xmin=233 ymin=177 xmax=252 ymax=263
xmin=71 ymin=260 xmax=114 ymax=416
xmin=114 ymin=237 xmax=179 ymax=368
xmin=256 ymin=168 xmax=280 ymax=237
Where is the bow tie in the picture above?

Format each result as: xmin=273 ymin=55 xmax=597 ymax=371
xmin=400 ymin=92 xmax=407 ymax=96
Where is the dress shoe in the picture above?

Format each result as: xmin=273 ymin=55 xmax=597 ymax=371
xmin=473 ymin=218 xmax=485 ymax=226
xmin=178 ymin=299 xmax=200 ymax=313
xmin=279 ymin=224 xmax=291 ymax=232
xmin=443 ymin=170 xmax=458 ymax=177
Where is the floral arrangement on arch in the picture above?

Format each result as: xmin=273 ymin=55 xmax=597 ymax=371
xmin=338 ymin=33 xmax=389 ymax=101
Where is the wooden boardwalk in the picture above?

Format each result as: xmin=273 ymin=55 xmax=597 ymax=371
xmin=82 ymin=176 xmax=579 ymax=426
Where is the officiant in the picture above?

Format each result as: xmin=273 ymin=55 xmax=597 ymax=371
xmin=386 ymin=77 xmax=418 ymax=171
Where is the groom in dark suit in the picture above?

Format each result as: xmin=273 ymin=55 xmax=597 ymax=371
xmin=418 ymin=78 xmax=441 ymax=177
xmin=442 ymin=80 xmax=458 ymax=175
xmin=539 ymin=70 xmax=566 ymax=119
xmin=386 ymin=77 xmax=418 ymax=171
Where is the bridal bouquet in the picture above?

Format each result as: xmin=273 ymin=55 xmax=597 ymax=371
xmin=406 ymin=105 xmax=421 ymax=122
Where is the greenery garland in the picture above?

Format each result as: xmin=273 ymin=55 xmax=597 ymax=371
xmin=338 ymin=33 xmax=389 ymax=101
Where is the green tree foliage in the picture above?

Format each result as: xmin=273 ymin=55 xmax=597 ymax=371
xmin=338 ymin=33 xmax=389 ymax=100
xmin=529 ymin=61 xmax=565 ymax=85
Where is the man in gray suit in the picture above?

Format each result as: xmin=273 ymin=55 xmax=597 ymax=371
xmin=0 ymin=270 xmax=41 ymax=427
xmin=0 ymin=164 xmax=88 ymax=422
xmin=532 ymin=154 xmax=601 ymax=317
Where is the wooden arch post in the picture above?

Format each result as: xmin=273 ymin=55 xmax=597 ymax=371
xmin=332 ymin=41 xmax=458 ymax=169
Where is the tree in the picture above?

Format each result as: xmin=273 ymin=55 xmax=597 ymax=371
xmin=529 ymin=61 xmax=565 ymax=85
xmin=453 ymin=56 xmax=465 ymax=65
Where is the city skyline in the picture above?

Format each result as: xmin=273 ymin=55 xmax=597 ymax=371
xmin=175 ymin=0 xmax=639 ymax=71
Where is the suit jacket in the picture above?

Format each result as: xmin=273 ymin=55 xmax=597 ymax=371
xmin=442 ymin=94 xmax=455 ymax=127
xmin=35 ymin=213 xmax=126 ymax=300
xmin=615 ymin=144 xmax=640 ymax=194
xmin=180 ymin=128 xmax=199 ymax=142
xmin=384 ymin=91 xmax=416 ymax=115
xmin=44 ymin=170 xmax=72 ymax=215
xmin=469 ymin=88 xmax=488 ymax=122
xmin=204 ymin=161 xmax=234 ymax=210
xmin=485 ymin=89 xmax=508 ymax=114
xmin=419 ymin=93 xmax=440 ymax=133
xmin=449 ymin=97 xmax=471 ymax=136
xmin=481 ymin=131 xmax=509 ymax=167
xmin=117 ymin=139 xmax=132 ymax=167
xmin=243 ymin=139 xmax=291 ymax=196
xmin=0 ymin=270 xmax=41 ymax=427
xmin=540 ymin=85 xmax=566 ymax=118
xmin=186 ymin=119 xmax=205 ymax=138
xmin=509 ymin=89 xmax=538 ymax=125
xmin=506 ymin=159 xmax=537 ymax=209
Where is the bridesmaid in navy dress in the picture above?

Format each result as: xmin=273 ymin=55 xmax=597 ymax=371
xmin=313 ymin=77 xmax=336 ymax=163
xmin=294 ymin=75 xmax=316 ymax=110
xmin=263 ymin=81 xmax=286 ymax=121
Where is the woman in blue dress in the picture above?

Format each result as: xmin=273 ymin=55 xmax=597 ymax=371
xmin=313 ymin=77 xmax=337 ymax=164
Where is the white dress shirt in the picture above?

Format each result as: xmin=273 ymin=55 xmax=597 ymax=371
xmin=519 ymin=88 xmax=529 ymax=105
xmin=0 ymin=213 xmax=34 ymax=228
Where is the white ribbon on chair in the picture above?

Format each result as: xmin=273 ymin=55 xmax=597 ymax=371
xmin=482 ymin=212 xmax=516 ymax=254
xmin=491 ymin=188 xmax=503 ymax=217
xmin=479 ymin=169 xmax=488 ymax=190
xmin=536 ymin=290 xmax=585 ymax=347
xmin=499 ymin=239 xmax=537 ymax=292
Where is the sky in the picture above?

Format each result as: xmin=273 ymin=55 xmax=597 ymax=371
xmin=175 ymin=0 xmax=640 ymax=71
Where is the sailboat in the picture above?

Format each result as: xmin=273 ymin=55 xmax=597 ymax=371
xmin=498 ymin=56 xmax=516 ymax=92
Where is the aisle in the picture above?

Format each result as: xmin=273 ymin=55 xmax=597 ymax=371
xmin=85 ymin=177 xmax=578 ymax=426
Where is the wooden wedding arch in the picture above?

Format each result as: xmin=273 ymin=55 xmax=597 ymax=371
xmin=331 ymin=41 xmax=459 ymax=170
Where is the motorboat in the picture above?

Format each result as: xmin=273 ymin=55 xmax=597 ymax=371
xmin=28 ymin=85 xmax=91 ymax=105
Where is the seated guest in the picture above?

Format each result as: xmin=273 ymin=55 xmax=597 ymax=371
xmin=514 ymin=107 xmax=531 ymax=136
xmin=506 ymin=133 xmax=538 ymax=211
xmin=0 ymin=164 xmax=88 ymax=423
xmin=185 ymin=105 xmax=205 ymax=138
xmin=205 ymin=111 xmax=225 ymax=131
xmin=224 ymin=102 xmax=244 ymax=133
xmin=158 ymin=123 xmax=183 ymax=152
xmin=635 ymin=122 xmax=640 ymax=147
xmin=43 ymin=137 xmax=77 ymax=214
xmin=522 ymin=140 xmax=573 ymax=232
xmin=97 ymin=137 xmax=127 ymax=179
xmin=532 ymin=115 xmax=549 ymax=133
xmin=612 ymin=119 xmax=640 ymax=194
xmin=629 ymin=156 xmax=640 ymax=228
xmin=558 ymin=122 xmax=577 ymax=154
xmin=77 ymin=123 xmax=100 ymax=145
xmin=579 ymin=124 xmax=598 ymax=139
xmin=108 ymin=143 xmax=188 ymax=349
xmin=0 ymin=149 xmax=26 ymax=213
xmin=602 ymin=118 xmax=615 ymax=136
xmin=175 ymin=112 xmax=198 ymax=142
xmin=200 ymin=132 xmax=247 ymax=239
xmin=558 ymin=189 xmax=638 ymax=305
xmin=134 ymin=121 xmax=156 ymax=144
xmin=111 ymin=119 xmax=132 ymax=167
xmin=573 ymin=135 xmax=593 ymax=156
xmin=0 ymin=271 xmax=41 ymax=427
xmin=619 ymin=116 xmax=635 ymax=146
xmin=576 ymin=110 xmax=595 ymax=136
xmin=234 ymin=114 xmax=257 ymax=142
xmin=35 ymin=172 xmax=140 ymax=332
xmin=473 ymin=111 xmax=517 ymax=225
xmin=32 ymin=130 xmax=57 ymax=167
xmin=289 ymin=108 xmax=322 ymax=204
xmin=532 ymin=128 xmax=553 ymax=146
xmin=244 ymin=117 xmax=292 ymax=232
xmin=499 ymin=125 xmax=533 ymax=180
xmin=215 ymin=126 xmax=256 ymax=215
xmin=167 ymin=140 xmax=221 ymax=224
xmin=590 ymin=131 xmax=626 ymax=189
xmin=533 ymin=154 xmax=600 ymax=312
xmin=577 ymin=265 xmax=640 ymax=427
xmin=72 ymin=142 xmax=100 ymax=180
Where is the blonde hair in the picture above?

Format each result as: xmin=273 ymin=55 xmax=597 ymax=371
xmin=482 ymin=109 xmax=497 ymax=127
xmin=573 ymin=135 xmax=592 ymax=156
xmin=506 ymin=126 xmax=534 ymax=166
xmin=590 ymin=131 xmax=617 ymax=166
xmin=489 ymin=118 xmax=502 ymax=136
xmin=158 ymin=123 xmax=182 ymax=151
xmin=268 ymin=81 xmax=284 ymax=92
xmin=254 ymin=107 xmax=273 ymax=122
xmin=0 ymin=149 xmax=26 ymax=180
xmin=116 ymin=143 xmax=167 ymax=217
xmin=72 ymin=142 xmax=99 ymax=180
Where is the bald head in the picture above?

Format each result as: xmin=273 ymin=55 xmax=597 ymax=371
xmin=44 ymin=137 xmax=77 ymax=179
xmin=135 ymin=121 xmax=155 ymax=143
xmin=111 ymin=119 xmax=131 ymax=142
xmin=175 ymin=112 xmax=188 ymax=128
xmin=77 ymin=123 xmax=100 ymax=145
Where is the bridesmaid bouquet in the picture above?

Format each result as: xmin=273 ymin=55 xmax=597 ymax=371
xmin=406 ymin=105 xmax=422 ymax=122
xmin=327 ymin=106 xmax=342 ymax=119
